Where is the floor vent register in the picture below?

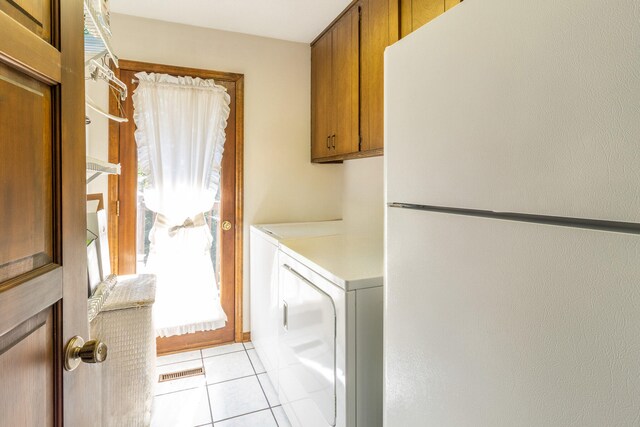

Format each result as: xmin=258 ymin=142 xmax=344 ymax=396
xmin=158 ymin=367 xmax=205 ymax=382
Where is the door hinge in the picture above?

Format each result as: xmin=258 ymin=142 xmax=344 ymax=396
xmin=116 ymin=200 xmax=120 ymax=217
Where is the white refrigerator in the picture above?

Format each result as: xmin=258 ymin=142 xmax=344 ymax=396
xmin=384 ymin=0 xmax=640 ymax=426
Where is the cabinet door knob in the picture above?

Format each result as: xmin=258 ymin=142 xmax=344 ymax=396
xmin=222 ymin=220 xmax=232 ymax=231
xmin=326 ymin=135 xmax=330 ymax=149
xmin=64 ymin=336 xmax=108 ymax=371
xmin=331 ymin=134 xmax=336 ymax=149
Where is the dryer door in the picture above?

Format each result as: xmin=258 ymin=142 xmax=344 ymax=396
xmin=279 ymin=264 xmax=336 ymax=427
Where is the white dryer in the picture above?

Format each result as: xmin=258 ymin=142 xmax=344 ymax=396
xmin=249 ymin=221 xmax=344 ymax=389
xmin=277 ymin=234 xmax=383 ymax=427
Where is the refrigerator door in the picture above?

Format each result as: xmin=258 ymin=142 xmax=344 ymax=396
xmin=385 ymin=207 xmax=640 ymax=426
xmin=279 ymin=264 xmax=337 ymax=427
xmin=385 ymin=0 xmax=640 ymax=223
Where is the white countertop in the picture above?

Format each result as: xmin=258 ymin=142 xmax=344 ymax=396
xmin=280 ymin=233 xmax=384 ymax=291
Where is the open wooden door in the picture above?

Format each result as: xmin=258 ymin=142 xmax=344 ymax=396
xmin=0 ymin=0 xmax=101 ymax=425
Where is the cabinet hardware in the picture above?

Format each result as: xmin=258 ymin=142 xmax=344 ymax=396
xmin=332 ymin=134 xmax=336 ymax=149
xmin=327 ymin=135 xmax=330 ymax=149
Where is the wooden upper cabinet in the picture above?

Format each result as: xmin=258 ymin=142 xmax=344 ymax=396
xmin=330 ymin=5 xmax=359 ymax=156
xmin=310 ymin=0 xmax=459 ymax=162
xmin=311 ymin=31 xmax=333 ymax=160
xmin=360 ymin=0 xmax=398 ymax=153
xmin=445 ymin=0 xmax=462 ymax=11
xmin=401 ymin=0 xmax=461 ymax=37
xmin=311 ymin=5 xmax=359 ymax=162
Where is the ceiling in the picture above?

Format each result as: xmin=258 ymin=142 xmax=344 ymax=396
xmin=110 ymin=0 xmax=353 ymax=43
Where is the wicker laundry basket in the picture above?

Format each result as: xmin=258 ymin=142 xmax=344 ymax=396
xmin=90 ymin=274 xmax=157 ymax=427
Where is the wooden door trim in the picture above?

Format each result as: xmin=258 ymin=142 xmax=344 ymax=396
xmin=108 ymin=59 xmax=245 ymax=345
xmin=233 ymin=75 xmax=245 ymax=343
xmin=60 ymin=0 xmax=95 ymax=423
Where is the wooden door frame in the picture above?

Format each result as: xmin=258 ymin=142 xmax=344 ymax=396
xmin=107 ymin=60 xmax=245 ymax=350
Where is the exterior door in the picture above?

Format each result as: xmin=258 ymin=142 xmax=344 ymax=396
xmin=0 ymin=0 xmax=98 ymax=425
xmin=109 ymin=60 xmax=245 ymax=353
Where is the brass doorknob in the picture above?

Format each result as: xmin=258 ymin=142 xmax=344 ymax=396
xmin=64 ymin=336 xmax=108 ymax=371
xmin=221 ymin=220 xmax=232 ymax=231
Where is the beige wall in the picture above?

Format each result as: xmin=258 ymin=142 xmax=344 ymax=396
xmin=341 ymin=157 xmax=384 ymax=238
xmin=87 ymin=14 xmax=384 ymax=333
xmin=87 ymin=14 xmax=348 ymax=332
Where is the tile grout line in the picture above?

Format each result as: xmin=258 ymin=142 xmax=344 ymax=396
xmin=207 ymin=349 xmax=267 ymax=424
xmin=204 ymin=358 xmax=216 ymax=427
xmin=255 ymin=376 xmax=278 ymax=424
xmin=201 ymin=349 xmax=246 ymax=360
xmin=269 ymin=406 xmax=279 ymax=427
xmin=155 ymin=384 xmax=203 ymax=398
xmin=208 ymin=373 xmax=257 ymax=387
xmin=213 ymin=407 xmax=275 ymax=425
xmin=155 ymin=346 xmax=255 ymax=397
xmin=201 ymin=350 xmax=215 ymax=427
xmin=246 ymin=348 xmax=266 ymax=375
xmin=246 ymin=349 xmax=279 ymax=426
xmin=154 ymin=344 xmax=272 ymax=426
xmin=156 ymin=357 xmax=201 ymax=367
xmin=158 ymin=346 xmax=246 ymax=367
xmin=155 ymin=372 xmax=261 ymax=398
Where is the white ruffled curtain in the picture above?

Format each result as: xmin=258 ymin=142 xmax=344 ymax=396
xmin=132 ymin=72 xmax=230 ymax=337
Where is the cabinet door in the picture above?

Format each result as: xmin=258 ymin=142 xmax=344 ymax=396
xmin=331 ymin=6 xmax=360 ymax=156
xmin=311 ymin=32 xmax=333 ymax=161
xmin=360 ymin=0 xmax=398 ymax=152
xmin=445 ymin=0 xmax=461 ymax=11
xmin=400 ymin=0 xmax=445 ymax=38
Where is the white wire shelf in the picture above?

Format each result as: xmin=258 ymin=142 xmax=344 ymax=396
xmin=84 ymin=0 xmax=118 ymax=68
xmin=87 ymin=156 xmax=121 ymax=184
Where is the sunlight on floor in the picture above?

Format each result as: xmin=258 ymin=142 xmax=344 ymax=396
xmin=151 ymin=342 xmax=291 ymax=427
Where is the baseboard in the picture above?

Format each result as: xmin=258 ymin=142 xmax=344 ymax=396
xmin=242 ymin=332 xmax=251 ymax=342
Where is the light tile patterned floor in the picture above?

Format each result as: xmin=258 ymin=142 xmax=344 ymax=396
xmin=151 ymin=342 xmax=292 ymax=427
